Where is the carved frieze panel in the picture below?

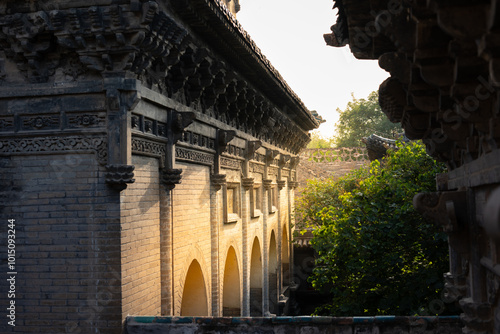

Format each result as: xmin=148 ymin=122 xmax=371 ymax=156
xmin=0 ymin=117 xmax=15 ymax=132
xmin=268 ymin=166 xmax=278 ymax=177
xmin=175 ymin=147 xmax=214 ymax=166
xmin=21 ymin=115 xmax=60 ymax=131
xmin=0 ymin=135 xmax=107 ymax=165
xmin=220 ymin=156 xmax=241 ymax=170
xmin=131 ymin=137 xmax=166 ymax=159
xmin=249 ymin=162 xmax=265 ymax=174
xmin=67 ymin=113 xmax=106 ymax=129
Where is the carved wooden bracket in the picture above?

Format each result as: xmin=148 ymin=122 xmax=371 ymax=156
xmin=413 ymin=190 xmax=467 ymax=233
xmin=266 ymin=149 xmax=279 ymax=164
xmin=211 ymin=173 xmax=227 ymax=191
xmin=242 ymin=177 xmax=254 ymax=190
xmin=246 ymin=140 xmax=262 ymax=159
xmin=263 ymin=179 xmax=273 ymax=190
xmin=160 ymin=168 xmax=182 ymax=191
xmin=290 ymin=156 xmax=300 ymax=168
xmin=216 ymin=129 xmax=236 ymax=155
xmin=105 ymin=164 xmax=135 ymax=191
xmin=279 ymin=154 xmax=291 ymax=167
xmin=277 ymin=180 xmax=287 ymax=190
xmin=170 ymin=111 xmax=196 ymax=144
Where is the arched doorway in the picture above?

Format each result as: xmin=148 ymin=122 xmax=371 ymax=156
xmin=180 ymin=260 xmax=208 ymax=316
xmin=269 ymin=231 xmax=278 ymax=314
xmin=250 ymin=237 xmax=262 ymax=316
xmin=223 ymin=246 xmax=241 ymax=316
xmin=282 ymin=225 xmax=290 ymax=287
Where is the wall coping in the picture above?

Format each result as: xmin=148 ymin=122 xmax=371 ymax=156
xmin=126 ymin=315 xmax=461 ymax=325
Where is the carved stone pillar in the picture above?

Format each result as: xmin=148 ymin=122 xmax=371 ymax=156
xmin=104 ymin=79 xmax=139 ymax=191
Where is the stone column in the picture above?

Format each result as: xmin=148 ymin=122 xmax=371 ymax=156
xmin=210 ymin=174 xmax=226 ymax=316
xmin=241 ymin=177 xmax=254 ymax=316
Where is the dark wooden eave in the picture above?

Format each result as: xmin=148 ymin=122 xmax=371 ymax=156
xmin=170 ymin=0 xmax=320 ymax=132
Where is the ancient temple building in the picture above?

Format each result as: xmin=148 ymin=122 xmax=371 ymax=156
xmin=0 ymin=0 xmax=319 ymax=332
xmin=325 ymin=1 xmax=500 ymax=333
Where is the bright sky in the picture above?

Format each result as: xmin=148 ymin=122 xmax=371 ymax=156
xmin=237 ymin=0 xmax=389 ymax=138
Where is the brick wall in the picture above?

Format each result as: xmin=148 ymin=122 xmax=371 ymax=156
xmin=0 ymin=153 xmax=122 ymax=333
xmin=172 ymin=162 xmax=212 ymax=315
xmin=121 ymin=155 xmax=161 ymax=319
xmin=297 ymin=148 xmax=369 ymax=189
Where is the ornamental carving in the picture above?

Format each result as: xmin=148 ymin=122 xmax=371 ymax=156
xmin=0 ymin=117 xmax=15 ymax=132
xmin=268 ymin=166 xmax=278 ymax=177
xmin=211 ymin=173 xmax=226 ymax=190
xmin=175 ymin=147 xmax=214 ymax=166
xmin=68 ymin=114 xmax=105 ymax=128
xmin=21 ymin=115 xmax=59 ymax=130
xmin=0 ymin=0 xmax=314 ymax=154
xmin=249 ymin=162 xmax=264 ymax=174
xmin=161 ymin=168 xmax=183 ymax=191
xmin=0 ymin=135 xmax=107 ymax=165
xmin=413 ymin=191 xmax=467 ymax=233
xmin=242 ymin=177 xmax=254 ymax=189
xmin=181 ymin=131 xmax=216 ymax=150
xmin=220 ymin=156 xmax=241 ymax=170
xmin=263 ymin=179 xmax=273 ymax=190
xmin=131 ymin=114 xmax=169 ymax=139
xmin=132 ymin=137 xmax=166 ymax=159
xmin=105 ymin=164 xmax=135 ymax=191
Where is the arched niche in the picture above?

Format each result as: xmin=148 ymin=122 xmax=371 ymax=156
xmin=223 ymin=246 xmax=241 ymax=316
xmin=250 ymin=237 xmax=262 ymax=316
xmin=180 ymin=260 xmax=208 ymax=316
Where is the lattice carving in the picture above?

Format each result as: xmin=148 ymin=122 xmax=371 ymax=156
xmin=220 ymin=156 xmax=241 ymax=170
xmin=176 ymin=147 xmax=214 ymax=166
xmin=302 ymin=148 xmax=369 ymax=163
xmin=132 ymin=137 xmax=166 ymax=159
xmin=0 ymin=135 xmax=107 ymax=165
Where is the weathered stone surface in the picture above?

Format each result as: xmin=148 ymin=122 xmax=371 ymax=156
xmin=125 ymin=316 xmax=463 ymax=334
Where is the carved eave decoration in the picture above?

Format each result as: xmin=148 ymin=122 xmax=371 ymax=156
xmin=170 ymin=0 xmax=319 ymax=133
xmin=325 ymin=0 xmax=500 ymax=170
xmin=0 ymin=0 xmax=315 ymax=155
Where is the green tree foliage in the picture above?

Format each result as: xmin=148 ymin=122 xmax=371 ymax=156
xmin=334 ymin=91 xmax=401 ymax=147
xmin=296 ymin=142 xmax=452 ymax=316
xmin=307 ymin=130 xmax=334 ymax=148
